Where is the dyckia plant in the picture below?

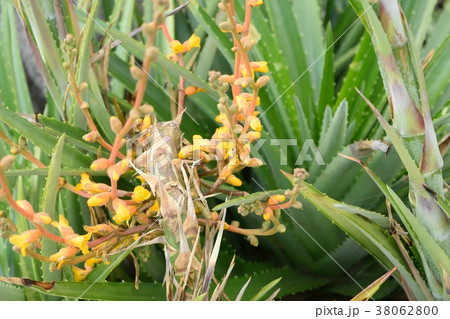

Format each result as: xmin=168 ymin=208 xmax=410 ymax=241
xmin=0 ymin=0 xmax=292 ymax=300
xmin=0 ymin=0 xmax=448 ymax=301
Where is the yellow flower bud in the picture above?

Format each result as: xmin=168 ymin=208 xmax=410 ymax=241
xmin=249 ymin=0 xmax=263 ymax=7
xmin=263 ymin=206 xmax=273 ymax=221
xmin=225 ymin=174 xmax=242 ymax=187
xmin=248 ymin=116 xmax=262 ymax=131
xmin=235 ymin=24 xmax=245 ymax=33
xmin=87 ymin=192 xmax=111 ymax=207
xmin=142 ymin=115 xmax=152 ymax=131
xmin=250 ymin=61 xmax=269 ymax=73
xmin=246 ymin=158 xmax=264 ymax=167
xmin=90 ymin=158 xmax=109 ymax=171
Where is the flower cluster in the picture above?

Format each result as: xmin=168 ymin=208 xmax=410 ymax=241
xmin=178 ymin=0 xmax=270 ymax=190
xmin=0 ymin=0 xmax=297 ymax=287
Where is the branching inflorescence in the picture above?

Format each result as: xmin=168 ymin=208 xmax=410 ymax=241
xmin=0 ymin=0 xmax=301 ymax=291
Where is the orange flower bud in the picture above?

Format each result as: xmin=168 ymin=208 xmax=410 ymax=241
xmin=246 ymin=158 xmax=264 ymax=167
xmin=82 ymin=131 xmax=100 ymax=143
xmin=16 ymin=200 xmax=35 ymax=216
xmin=218 ymin=74 xmax=234 ymax=83
xmin=33 ymin=212 xmax=52 ymax=225
xmin=256 ymin=75 xmax=270 ymax=88
xmin=0 ymin=155 xmax=15 ymax=170
xmin=184 ymin=86 xmax=207 ymax=96
xmin=110 ymin=116 xmax=123 ymax=134
xmin=268 ymin=195 xmax=286 ymax=206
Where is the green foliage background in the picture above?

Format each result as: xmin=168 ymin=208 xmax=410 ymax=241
xmin=0 ymin=0 xmax=448 ymax=300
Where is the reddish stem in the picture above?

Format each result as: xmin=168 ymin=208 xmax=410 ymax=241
xmin=243 ymin=1 xmax=252 ymax=37
xmin=0 ymin=171 xmax=65 ymax=244
xmin=161 ymin=22 xmax=173 ymax=42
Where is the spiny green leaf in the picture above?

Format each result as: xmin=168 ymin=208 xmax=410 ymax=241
xmin=40 ymin=134 xmax=65 ymax=282
xmin=297 ymin=182 xmax=426 ymax=300
xmin=0 ymin=107 xmax=91 ymax=168
xmin=249 ymin=277 xmax=281 ymax=301
xmin=33 ymin=281 xmax=165 ymax=301
xmin=351 ymin=266 xmax=397 ymax=301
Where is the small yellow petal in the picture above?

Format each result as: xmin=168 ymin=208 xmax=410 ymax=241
xmin=72 ymin=266 xmax=90 ymax=282
xmin=112 ymin=199 xmax=132 ymax=224
xmin=248 ymin=116 xmax=262 ymax=132
xmin=147 ymin=200 xmax=159 ymax=215
xmin=170 ymin=40 xmax=185 ymax=54
xmin=185 ymin=34 xmax=201 ymax=52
